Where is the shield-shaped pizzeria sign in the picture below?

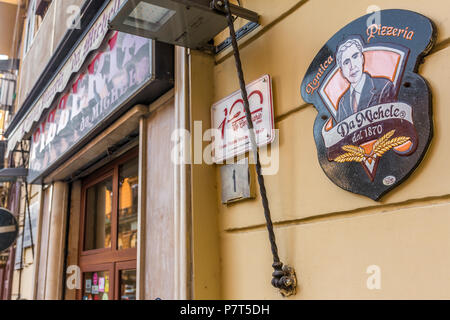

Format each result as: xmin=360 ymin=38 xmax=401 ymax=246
xmin=301 ymin=9 xmax=436 ymax=200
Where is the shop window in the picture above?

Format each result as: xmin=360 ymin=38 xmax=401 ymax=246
xmin=82 ymin=269 xmax=111 ymax=300
xmin=117 ymin=261 xmax=137 ymax=301
xmin=118 ymin=160 xmax=138 ymax=250
xmin=78 ymin=148 xmax=138 ymax=300
xmin=84 ymin=177 xmax=113 ymax=250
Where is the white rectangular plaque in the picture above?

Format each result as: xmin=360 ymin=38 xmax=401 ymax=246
xmin=211 ymin=74 xmax=275 ymax=163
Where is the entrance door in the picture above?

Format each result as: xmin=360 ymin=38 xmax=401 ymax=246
xmin=78 ymin=149 xmax=138 ymax=300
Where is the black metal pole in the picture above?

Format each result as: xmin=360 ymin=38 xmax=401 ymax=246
xmin=222 ymin=0 xmax=297 ymax=297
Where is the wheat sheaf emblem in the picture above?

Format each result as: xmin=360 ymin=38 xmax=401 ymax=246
xmin=334 ymin=130 xmax=410 ymax=163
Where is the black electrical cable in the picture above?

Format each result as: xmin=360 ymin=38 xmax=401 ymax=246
xmin=223 ymin=0 xmax=297 ymax=296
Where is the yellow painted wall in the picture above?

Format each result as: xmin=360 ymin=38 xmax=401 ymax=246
xmin=0 ymin=2 xmax=18 ymax=57
xmin=192 ymin=0 xmax=450 ymax=299
xmin=189 ymin=51 xmax=222 ymax=299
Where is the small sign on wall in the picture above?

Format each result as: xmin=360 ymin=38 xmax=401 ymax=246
xmin=14 ymin=234 xmax=22 ymax=270
xmin=14 ymin=202 xmax=39 ymax=269
xmin=23 ymin=201 xmax=39 ymax=248
xmin=211 ymin=74 xmax=275 ymax=163
xmin=220 ymin=158 xmax=255 ymax=204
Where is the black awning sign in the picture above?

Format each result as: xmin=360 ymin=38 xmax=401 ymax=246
xmin=301 ymin=9 xmax=435 ymax=200
xmin=0 ymin=208 xmax=18 ymax=252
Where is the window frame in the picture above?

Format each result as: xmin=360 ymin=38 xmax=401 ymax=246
xmin=79 ymin=169 xmax=115 ymax=257
xmin=77 ymin=148 xmax=138 ymax=299
xmin=22 ymin=0 xmax=53 ymax=57
xmin=23 ymin=0 xmax=38 ymax=56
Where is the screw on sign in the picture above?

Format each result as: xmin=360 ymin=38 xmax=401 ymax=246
xmin=0 ymin=208 xmax=18 ymax=252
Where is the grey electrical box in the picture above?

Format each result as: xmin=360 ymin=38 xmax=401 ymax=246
xmin=220 ymin=158 xmax=255 ymax=204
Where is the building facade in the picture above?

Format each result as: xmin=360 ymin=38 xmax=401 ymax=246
xmin=0 ymin=0 xmax=449 ymax=300
xmin=1 ymin=0 xmax=181 ymax=300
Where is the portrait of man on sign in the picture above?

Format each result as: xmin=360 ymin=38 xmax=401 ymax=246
xmin=336 ymin=38 xmax=396 ymax=122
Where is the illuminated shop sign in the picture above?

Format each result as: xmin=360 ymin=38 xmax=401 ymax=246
xmin=28 ymin=31 xmax=160 ymax=182
xmin=7 ymin=0 xmax=127 ymax=154
xmin=301 ymin=9 xmax=435 ymax=200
